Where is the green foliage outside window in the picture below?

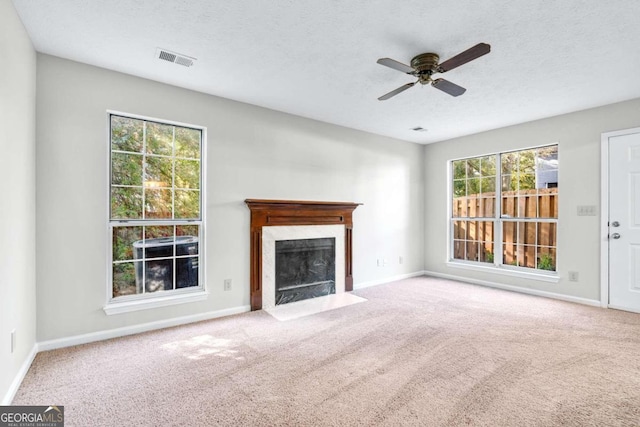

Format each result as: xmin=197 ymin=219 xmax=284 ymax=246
xmin=110 ymin=116 xmax=201 ymax=221
xmin=537 ymin=253 xmax=555 ymax=271
xmin=110 ymin=115 xmax=203 ymax=299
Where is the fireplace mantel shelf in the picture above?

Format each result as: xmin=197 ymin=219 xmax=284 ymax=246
xmin=245 ymin=199 xmax=362 ymax=208
xmin=245 ymin=199 xmax=361 ymax=311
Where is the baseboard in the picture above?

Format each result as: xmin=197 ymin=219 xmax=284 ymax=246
xmin=423 ymin=270 xmax=602 ymax=307
xmin=353 ymin=271 xmax=426 ymax=290
xmin=2 ymin=343 xmax=38 ymax=405
xmin=38 ymin=305 xmax=251 ymax=352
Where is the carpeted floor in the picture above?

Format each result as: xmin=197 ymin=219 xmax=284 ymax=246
xmin=13 ymin=276 xmax=640 ymax=426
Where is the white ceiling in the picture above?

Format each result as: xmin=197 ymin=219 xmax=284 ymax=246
xmin=12 ymin=0 xmax=640 ymax=144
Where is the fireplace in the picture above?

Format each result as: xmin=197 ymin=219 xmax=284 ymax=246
xmin=275 ymin=237 xmax=336 ymax=305
xmin=261 ymin=224 xmax=344 ymax=309
xmin=245 ymin=199 xmax=361 ymax=311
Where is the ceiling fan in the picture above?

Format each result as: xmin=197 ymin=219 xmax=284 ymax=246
xmin=376 ymin=43 xmax=491 ymax=100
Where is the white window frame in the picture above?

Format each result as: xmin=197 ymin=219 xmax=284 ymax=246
xmin=447 ymin=144 xmax=559 ymax=282
xmin=104 ymin=111 xmax=208 ymax=315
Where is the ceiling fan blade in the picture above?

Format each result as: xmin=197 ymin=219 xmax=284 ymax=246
xmin=376 ymin=58 xmax=414 ymax=74
xmin=432 ymin=78 xmax=466 ymax=97
xmin=378 ymin=82 xmax=416 ymax=101
xmin=438 ymin=43 xmax=491 ymax=73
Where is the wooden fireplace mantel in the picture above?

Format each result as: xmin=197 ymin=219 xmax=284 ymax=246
xmin=245 ymin=199 xmax=361 ymax=311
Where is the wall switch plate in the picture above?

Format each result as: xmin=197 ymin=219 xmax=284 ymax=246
xmin=568 ymin=271 xmax=579 ymax=282
xmin=577 ymin=205 xmax=597 ymax=216
xmin=224 ymin=279 xmax=232 ymax=291
xmin=399 ymin=256 xmax=403 ymax=265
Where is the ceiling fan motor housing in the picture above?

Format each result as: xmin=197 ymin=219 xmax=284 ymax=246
xmin=410 ymin=53 xmax=440 ymax=84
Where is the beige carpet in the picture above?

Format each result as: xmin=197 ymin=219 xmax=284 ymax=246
xmin=13 ymin=276 xmax=640 ymax=426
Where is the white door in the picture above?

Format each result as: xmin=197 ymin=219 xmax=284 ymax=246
xmin=609 ymin=129 xmax=640 ymax=312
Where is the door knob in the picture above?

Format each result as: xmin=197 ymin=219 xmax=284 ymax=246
xmin=611 ymin=221 xmax=620 ymax=227
xmin=611 ymin=233 xmax=621 ymax=239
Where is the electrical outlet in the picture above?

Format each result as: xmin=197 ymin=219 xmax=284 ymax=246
xmin=10 ymin=330 xmax=15 ymax=353
xmin=399 ymin=256 xmax=403 ymax=265
xmin=224 ymin=279 xmax=232 ymax=291
xmin=568 ymin=271 xmax=579 ymax=282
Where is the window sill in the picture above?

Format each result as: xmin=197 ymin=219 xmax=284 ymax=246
xmin=446 ymin=261 xmax=560 ymax=283
xmin=103 ymin=290 xmax=209 ymax=315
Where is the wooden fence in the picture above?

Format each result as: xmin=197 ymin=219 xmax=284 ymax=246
xmin=452 ymin=189 xmax=557 ymax=268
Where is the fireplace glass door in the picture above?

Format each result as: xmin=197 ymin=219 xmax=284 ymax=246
xmin=275 ymin=238 xmax=336 ymax=305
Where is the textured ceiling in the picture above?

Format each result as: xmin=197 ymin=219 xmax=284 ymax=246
xmin=11 ymin=0 xmax=640 ymax=144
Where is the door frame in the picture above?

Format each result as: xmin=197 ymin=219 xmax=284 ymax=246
xmin=600 ymin=126 xmax=640 ymax=308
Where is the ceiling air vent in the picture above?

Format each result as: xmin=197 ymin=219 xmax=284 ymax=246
xmin=156 ymin=48 xmax=196 ymax=67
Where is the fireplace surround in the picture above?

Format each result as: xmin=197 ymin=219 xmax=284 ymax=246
xmin=262 ymin=224 xmax=344 ymax=310
xmin=245 ymin=199 xmax=360 ymax=311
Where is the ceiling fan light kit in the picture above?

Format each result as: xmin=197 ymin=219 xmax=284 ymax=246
xmin=376 ymin=42 xmax=491 ymax=100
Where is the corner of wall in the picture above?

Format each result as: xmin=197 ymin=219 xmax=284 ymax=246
xmin=0 ymin=0 xmax=38 ymax=404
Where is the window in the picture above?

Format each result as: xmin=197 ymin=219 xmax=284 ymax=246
xmin=109 ymin=113 xmax=204 ymax=302
xmin=451 ymin=145 xmax=558 ymax=273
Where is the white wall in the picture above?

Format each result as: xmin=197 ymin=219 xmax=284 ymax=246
xmin=35 ymin=54 xmax=425 ymax=341
xmin=0 ymin=1 xmax=37 ymax=402
xmin=424 ymin=98 xmax=640 ymax=301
